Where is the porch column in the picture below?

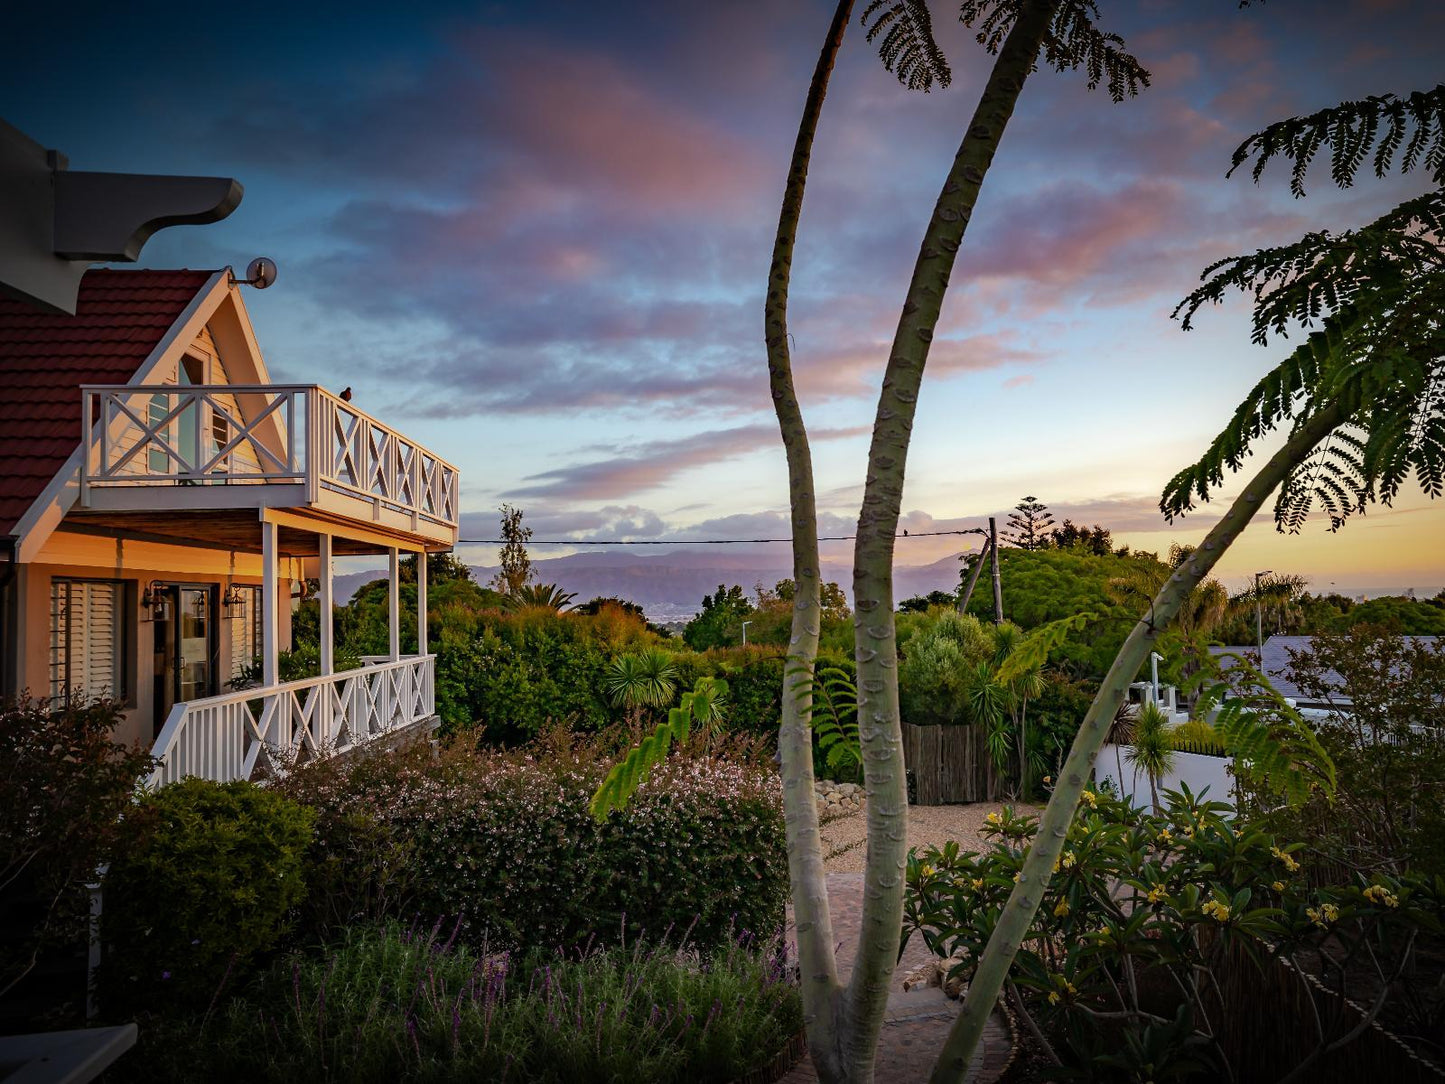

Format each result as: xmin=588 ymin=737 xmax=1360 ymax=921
xmin=387 ymin=547 xmax=400 ymax=662
xmin=261 ymin=519 xmax=279 ymax=687
xmin=415 ymin=550 xmax=427 ymax=656
xmin=318 ymin=534 xmax=334 ymax=676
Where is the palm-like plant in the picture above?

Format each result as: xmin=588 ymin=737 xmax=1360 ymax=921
xmin=1124 ymin=702 xmax=1175 ymax=813
xmin=603 ymin=648 xmax=678 ymax=714
xmin=501 ymin=583 xmax=576 ymax=612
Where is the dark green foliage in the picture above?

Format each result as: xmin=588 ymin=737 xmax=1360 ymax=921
xmin=0 ymin=699 xmax=155 ymax=1018
xmin=490 ymin=502 xmax=533 ymax=596
xmin=682 ymin=584 xmax=754 ymax=651
xmin=958 ymin=546 xmax=1164 ymax=679
xmin=100 ymin=779 xmax=314 ymax=1014
xmin=1332 ymin=594 xmax=1445 ymax=634
xmin=1229 ymin=84 xmax=1445 ymax=197
xmin=898 ymin=589 xmax=958 ymax=613
xmin=962 ymin=0 xmax=1150 ymax=103
xmin=119 ymin=923 xmax=801 ymax=1084
xmin=279 ymin=738 xmax=788 ymax=954
xmin=861 ymin=0 xmax=952 ymax=92
xmin=1046 ymin=519 xmax=1114 ymax=555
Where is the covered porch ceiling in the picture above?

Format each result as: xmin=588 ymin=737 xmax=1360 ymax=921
xmin=60 ymin=506 xmax=444 ymax=558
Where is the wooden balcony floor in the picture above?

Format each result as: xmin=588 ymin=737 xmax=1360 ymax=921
xmin=63 ymin=507 xmax=436 ymax=556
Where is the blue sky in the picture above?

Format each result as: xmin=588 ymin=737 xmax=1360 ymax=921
xmin=7 ymin=0 xmax=1443 ymax=593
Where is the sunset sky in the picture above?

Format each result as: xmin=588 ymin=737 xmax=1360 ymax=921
xmin=8 ymin=0 xmax=1443 ymax=597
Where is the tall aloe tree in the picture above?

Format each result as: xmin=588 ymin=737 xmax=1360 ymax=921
xmin=933 ymin=85 xmax=1445 ymax=1082
xmin=765 ymin=3 xmax=1148 ymax=1078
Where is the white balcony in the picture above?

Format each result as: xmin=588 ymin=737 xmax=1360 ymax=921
xmin=149 ymin=654 xmax=437 ymax=787
xmin=79 ymin=384 xmax=458 ymax=547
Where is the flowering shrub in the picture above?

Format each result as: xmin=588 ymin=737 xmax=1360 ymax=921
xmin=277 ymin=735 xmax=788 ymax=952
xmin=117 ymin=921 xmax=801 ymax=1084
xmin=100 ymin=778 xmax=315 ymax=1014
xmin=904 ymin=785 xmax=1445 ymax=1078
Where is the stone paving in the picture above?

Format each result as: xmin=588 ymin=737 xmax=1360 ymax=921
xmin=781 ymin=873 xmax=1012 ymax=1083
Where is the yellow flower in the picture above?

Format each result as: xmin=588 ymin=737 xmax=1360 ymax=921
xmin=1043 ymin=775 xmax=1053 ymax=785
xmin=1013 ymin=872 xmax=1022 ymax=884
xmin=1158 ymin=829 xmax=1173 ymax=844
xmin=1147 ymin=885 xmax=1168 ymax=905
xmin=1080 ymin=790 xmax=1098 ymax=808
xmin=970 ymin=878 xmax=985 ymax=891
xmin=917 ymin=864 xmax=935 ymax=879
xmin=1272 ymin=881 xmax=1285 ymax=892
xmin=1061 ymin=851 xmax=1077 ymax=869
xmin=1363 ymin=885 xmax=1400 ymax=908
xmin=1054 ymin=898 xmax=1071 ymax=917
xmin=1047 ymin=990 xmax=1061 ymax=1005
xmin=1270 ymin=846 xmax=1301 ymax=873
xmin=1306 ymin=903 xmax=1340 ymax=928
xmin=1185 ymin=825 xmax=1196 ymax=840
xmin=985 ymin=812 xmax=1001 ymax=826
xmin=1201 ymin=898 xmax=1231 ymax=922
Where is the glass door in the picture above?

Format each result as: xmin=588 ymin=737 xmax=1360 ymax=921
xmin=152 ymin=585 xmax=217 ymax=736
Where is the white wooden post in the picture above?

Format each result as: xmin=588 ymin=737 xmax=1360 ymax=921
xmin=262 ymin=520 xmax=279 ymax=688
xmin=415 ymin=550 xmax=427 ymax=658
xmin=387 ymin=547 xmax=400 ymax=663
xmin=318 ymin=534 xmax=334 ymax=676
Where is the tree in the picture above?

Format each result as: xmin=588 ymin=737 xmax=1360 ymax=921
xmin=681 ymin=584 xmax=753 ymax=651
xmin=400 ymin=551 xmax=473 ymax=587
xmin=898 ymin=589 xmax=958 ymax=612
xmin=1003 ymin=496 xmax=1055 ymax=550
xmin=488 ymin=503 xmax=533 ymax=596
xmin=939 ymin=82 xmax=1445 ymax=1075
xmin=758 ymin=3 xmax=1149 ymax=1077
xmin=1124 ymin=701 xmax=1175 ymax=813
xmin=1047 ymin=518 xmax=1113 ymax=555
xmin=500 ymin=583 xmax=575 ymax=612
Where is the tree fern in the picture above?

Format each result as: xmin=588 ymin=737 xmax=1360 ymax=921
xmin=1229 ymin=84 xmax=1445 ymax=197
xmin=589 ymin=677 xmax=728 ymax=820
xmin=961 ymin=0 xmax=1149 ymax=102
xmin=1191 ymin=653 xmax=1336 ymax=808
xmin=861 ymin=0 xmax=952 ymax=91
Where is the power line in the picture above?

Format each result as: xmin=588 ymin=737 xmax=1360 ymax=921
xmin=455 ymin=528 xmax=988 ymax=546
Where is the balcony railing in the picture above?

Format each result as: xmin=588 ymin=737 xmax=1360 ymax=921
xmin=79 ymin=384 xmax=459 ymax=533
xmin=148 ymin=654 xmax=436 ymax=787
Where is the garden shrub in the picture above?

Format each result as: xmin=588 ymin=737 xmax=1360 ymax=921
xmin=118 ymin=922 xmax=801 ymax=1084
xmin=904 ymin=786 xmax=1445 ymax=1078
xmin=100 ymin=778 xmax=314 ymax=1013
xmin=0 ymin=698 xmax=154 ymax=1024
xmin=278 ymin=735 xmax=788 ymax=952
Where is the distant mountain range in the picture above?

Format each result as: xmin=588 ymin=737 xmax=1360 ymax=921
xmin=335 ymin=548 xmax=970 ymax=621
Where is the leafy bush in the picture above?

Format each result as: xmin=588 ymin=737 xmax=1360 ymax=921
xmin=276 ymin=735 xmax=788 ymax=952
xmin=119 ymin=922 xmax=800 ymax=1084
xmin=0 ymin=699 xmax=154 ymax=1020
xmin=904 ymin=786 xmax=1445 ymax=1077
xmin=100 ymin=779 xmax=315 ymax=1013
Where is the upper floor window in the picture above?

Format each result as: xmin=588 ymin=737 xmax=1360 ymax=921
xmin=49 ymin=579 xmax=130 ymax=704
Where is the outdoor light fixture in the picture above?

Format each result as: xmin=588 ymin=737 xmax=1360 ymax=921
xmin=222 ymin=583 xmax=246 ymax=611
xmin=140 ymin=580 xmax=169 ymax=622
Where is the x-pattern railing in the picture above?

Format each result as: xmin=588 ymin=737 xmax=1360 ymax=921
xmin=81 ymin=384 xmax=459 ymax=530
xmin=148 ymin=655 xmax=437 ymax=787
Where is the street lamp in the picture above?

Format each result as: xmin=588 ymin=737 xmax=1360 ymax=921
xmin=741 ymin=620 xmax=752 ymax=647
xmin=1254 ymin=570 xmax=1272 ymax=654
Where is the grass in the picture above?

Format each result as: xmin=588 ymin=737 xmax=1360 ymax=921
xmin=119 ymin=920 xmax=801 ymax=1083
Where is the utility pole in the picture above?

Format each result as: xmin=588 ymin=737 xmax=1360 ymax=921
xmin=989 ymin=517 xmax=1004 ymax=625
xmin=958 ymin=538 xmax=990 ymax=614
xmin=1254 ymin=570 xmax=1271 ymax=655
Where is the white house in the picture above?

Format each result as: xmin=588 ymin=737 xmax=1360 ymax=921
xmin=0 ymin=267 xmax=460 ymax=784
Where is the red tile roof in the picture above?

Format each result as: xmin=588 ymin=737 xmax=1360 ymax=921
xmin=0 ymin=269 xmax=215 ymax=536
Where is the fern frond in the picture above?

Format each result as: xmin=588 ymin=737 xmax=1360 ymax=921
xmin=995 ymin=612 xmax=1092 ymax=684
xmin=959 ymin=0 xmax=1149 ymax=100
xmin=862 ymin=0 xmax=952 ymax=91
xmin=1229 ymin=84 xmax=1445 ymax=196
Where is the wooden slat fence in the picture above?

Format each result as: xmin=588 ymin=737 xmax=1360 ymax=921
xmin=902 ymin=722 xmax=1002 ymax=804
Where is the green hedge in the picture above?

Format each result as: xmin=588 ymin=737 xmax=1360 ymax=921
xmin=100 ymin=779 xmax=314 ymax=1013
xmin=277 ymin=739 xmax=788 ymax=952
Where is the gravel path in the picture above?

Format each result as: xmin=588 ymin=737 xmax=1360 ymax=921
xmin=820 ymin=799 xmax=1043 ymax=873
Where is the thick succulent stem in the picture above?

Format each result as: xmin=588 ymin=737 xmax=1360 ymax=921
xmin=928 ymin=399 xmax=1348 ymax=1083
xmin=764 ymin=1 xmax=853 ymax=1077
xmin=844 ymin=2 xmax=1057 ymax=1074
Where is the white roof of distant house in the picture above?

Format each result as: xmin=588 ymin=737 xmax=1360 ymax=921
xmin=1208 ymin=635 xmax=1441 ymax=709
